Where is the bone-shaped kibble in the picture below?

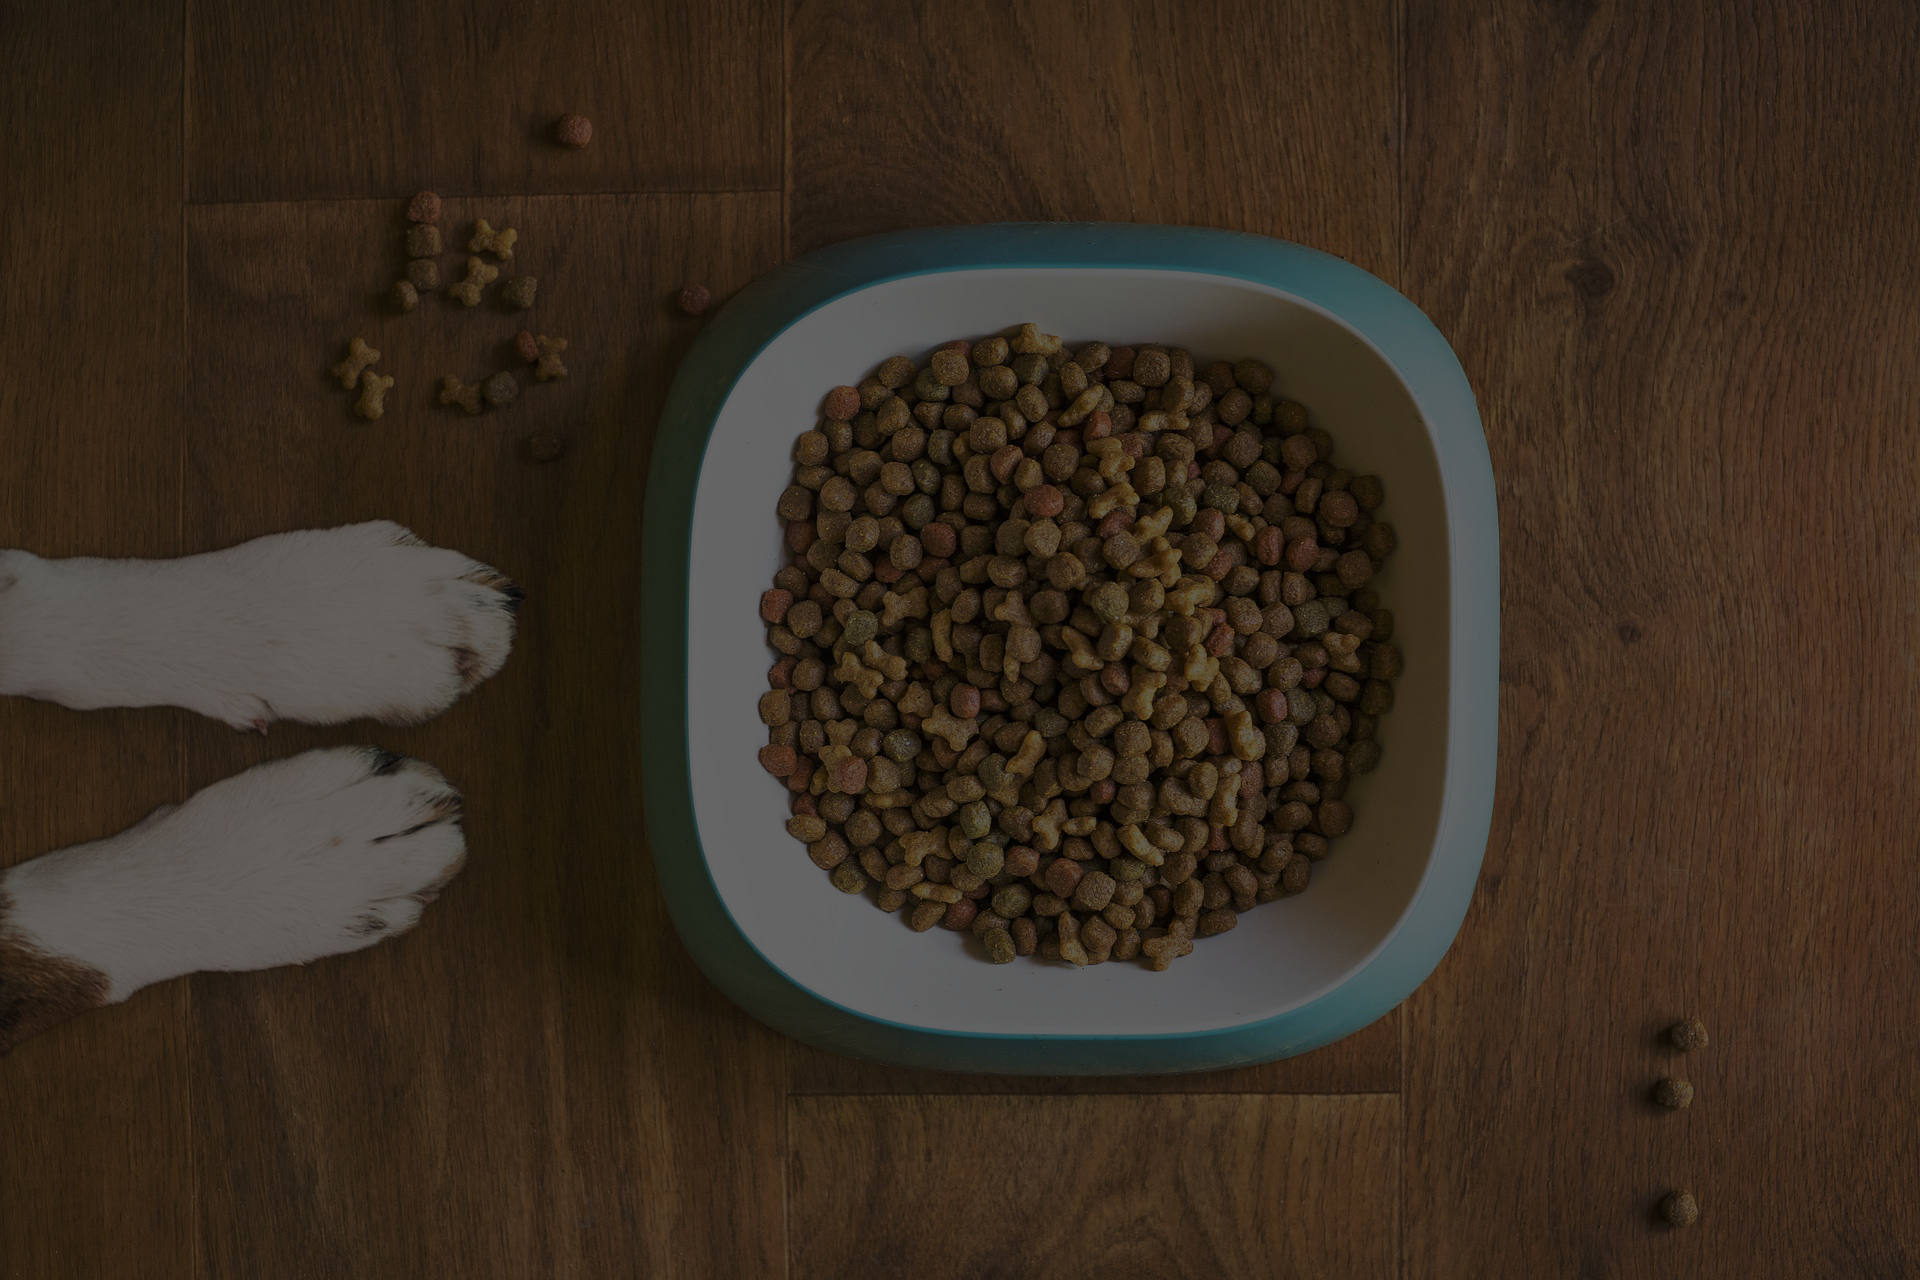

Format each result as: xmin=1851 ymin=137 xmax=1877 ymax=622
xmin=438 ymin=375 xmax=483 ymax=415
xmin=447 ymin=256 xmax=499 ymax=307
xmin=1057 ymin=386 xmax=1104 ymax=427
xmin=1323 ymin=631 xmax=1365 ymax=673
xmin=1164 ymin=576 xmax=1217 ymax=616
xmin=1009 ymin=322 xmax=1061 ymax=355
xmin=899 ymin=831 xmax=942 ymax=866
xmin=1086 ymin=479 xmax=1139 ymax=521
xmin=1120 ymin=668 xmax=1166 ymax=721
xmin=988 ymin=591 xmax=1032 ymax=626
xmin=1118 ymin=823 xmax=1166 ymax=867
xmin=824 ymin=719 xmax=858 ymax=748
xmin=834 ymin=648 xmax=884 ymax=699
xmin=1129 ymin=635 xmax=1171 ymax=672
xmin=920 ymin=705 xmax=977 ymax=753
xmin=353 ymin=370 xmax=394 ymax=420
xmin=1129 ymin=538 xmax=1182 ymax=583
xmin=1227 ymin=513 xmax=1258 ymax=542
xmin=1088 ymin=437 xmax=1133 ymax=483
xmin=330 ymin=337 xmax=380 ymax=389
xmin=1062 ymin=815 xmax=1097 ymax=837
xmin=861 ymin=640 xmax=907 ymax=682
xmin=468 ymin=219 xmax=517 ymax=261
xmin=1182 ymin=644 xmax=1220 ymax=693
xmin=1029 ymin=797 xmax=1068 ymax=851
xmin=897 ymin=681 xmax=934 ymax=717
xmin=1007 ymin=730 xmax=1045 ymax=779
xmin=1060 ymin=627 xmax=1102 ymax=672
xmin=880 ymin=586 xmax=929 ymax=628
xmin=534 ymin=334 xmax=569 ymax=382
xmin=1132 ymin=507 xmax=1173 ymax=543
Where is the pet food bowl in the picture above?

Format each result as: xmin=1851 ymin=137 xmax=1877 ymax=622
xmin=642 ymin=224 xmax=1497 ymax=1074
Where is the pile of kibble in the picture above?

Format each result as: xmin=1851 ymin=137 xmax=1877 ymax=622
xmin=756 ymin=324 xmax=1401 ymax=969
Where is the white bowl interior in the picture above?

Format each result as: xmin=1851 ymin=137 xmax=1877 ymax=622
xmin=686 ymin=268 xmax=1449 ymax=1035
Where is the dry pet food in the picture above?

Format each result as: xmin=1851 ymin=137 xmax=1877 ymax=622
xmin=483 ymin=371 xmax=519 ymax=408
xmin=501 ymin=276 xmax=538 ymax=309
xmin=1651 ymin=1077 xmax=1694 ymax=1110
xmin=758 ymin=324 xmax=1402 ymax=969
xmin=406 ymin=190 xmax=442 ymax=224
xmin=438 ymin=374 xmax=483 ymax=415
xmin=533 ymin=334 xmax=568 ymax=381
xmin=553 ymin=113 xmax=593 ymax=147
xmin=388 ymin=280 xmax=419 ymax=313
xmin=448 ymin=256 xmax=499 ymax=307
xmin=468 ymin=219 xmax=516 ymax=261
xmin=514 ymin=330 xmax=541 ymax=363
xmin=353 ymin=371 xmax=394 ymax=420
xmin=677 ymin=283 xmax=711 ymax=316
xmin=1658 ymin=1191 xmax=1698 ymax=1227
xmin=406 ymin=257 xmax=440 ymax=292
xmin=330 ymin=336 xmax=380 ymax=388
xmin=527 ymin=430 xmax=566 ymax=462
xmin=404 ymin=224 xmax=442 ymax=258
xmin=1668 ymin=1018 xmax=1709 ymax=1052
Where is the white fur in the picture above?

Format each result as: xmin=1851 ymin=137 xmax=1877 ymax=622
xmin=0 ymin=520 xmax=517 ymax=730
xmin=1 ymin=747 xmax=466 ymax=1000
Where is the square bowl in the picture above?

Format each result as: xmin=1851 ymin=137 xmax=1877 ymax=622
xmin=643 ymin=224 xmax=1497 ymax=1074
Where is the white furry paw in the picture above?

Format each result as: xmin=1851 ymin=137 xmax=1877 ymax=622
xmin=0 ymin=746 xmax=467 ymax=1003
xmin=0 ymin=521 xmax=519 ymax=729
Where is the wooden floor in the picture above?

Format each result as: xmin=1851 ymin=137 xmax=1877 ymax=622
xmin=3 ymin=1 xmax=1917 ymax=1275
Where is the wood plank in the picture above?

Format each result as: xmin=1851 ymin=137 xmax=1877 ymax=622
xmin=0 ymin=1 xmax=194 ymax=1276
xmin=182 ymin=192 xmax=789 ymax=1278
xmin=787 ymin=0 xmax=1400 ymax=276
xmin=188 ymin=0 xmax=783 ymax=203
xmin=790 ymin=1093 xmax=1399 ymax=1279
xmin=789 ymin=1009 xmax=1400 ymax=1094
xmin=1401 ymin=3 xmax=1920 ymax=1276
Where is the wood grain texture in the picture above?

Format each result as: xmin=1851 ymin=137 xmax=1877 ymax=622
xmin=789 ymin=1009 xmax=1400 ymax=1094
xmin=0 ymin=1 xmax=195 ymax=1276
xmin=181 ymin=192 xmax=789 ymax=1278
xmin=1400 ymin=3 xmax=1920 ymax=1276
xmin=787 ymin=0 xmax=1400 ymax=275
xmin=188 ymin=0 xmax=783 ymax=203
xmin=790 ymin=1093 xmax=1399 ymax=1280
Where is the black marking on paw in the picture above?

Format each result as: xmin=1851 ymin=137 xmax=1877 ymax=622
xmin=503 ymin=585 xmax=525 ymax=614
xmin=453 ymin=645 xmax=482 ymax=686
xmin=368 ymin=749 xmax=406 ymax=776
xmin=348 ymin=912 xmax=388 ymax=938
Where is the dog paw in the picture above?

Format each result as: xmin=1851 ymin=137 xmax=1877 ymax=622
xmin=0 ymin=521 xmax=520 ymax=728
xmin=0 ymin=747 xmax=469 ymax=1000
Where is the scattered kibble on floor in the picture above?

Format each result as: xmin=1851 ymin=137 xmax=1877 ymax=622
xmin=406 ymin=190 xmax=441 ymax=224
xmin=353 ymin=371 xmax=394 ymax=420
xmin=469 ymin=219 xmax=516 ymax=261
xmin=1669 ymin=1018 xmax=1709 ymax=1052
xmin=387 ymin=280 xmax=418 ymax=313
xmin=330 ymin=337 xmax=380 ymax=389
xmin=514 ymin=330 xmax=540 ymax=363
xmin=501 ymin=276 xmax=538 ymax=309
xmin=1652 ymin=1077 xmax=1694 ymax=1110
xmin=482 ymin=371 xmax=519 ymax=408
xmin=404 ymin=223 xmax=442 ymax=258
xmin=439 ymin=375 xmax=483 ymax=415
xmin=553 ymin=113 xmax=592 ymax=148
xmin=448 ymin=256 xmax=499 ymax=307
xmin=676 ymin=282 xmax=711 ymax=316
xmin=533 ymin=334 xmax=568 ymax=381
xmin=406 ymin=257 xmax=440 ymax=292
xmin=1658 ymin=1190 xmax=1698 ymax=1227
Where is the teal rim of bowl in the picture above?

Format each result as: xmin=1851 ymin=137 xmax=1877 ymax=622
xmin=642 ymin=222 xmax=1497 ymax=1075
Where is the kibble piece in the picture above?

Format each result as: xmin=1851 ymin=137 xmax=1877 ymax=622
xmin=677 ymin=283 xmax=712 ymax=316
xmin=1658 ymin=1191 xmax=1699 ymax=1228
xmin=534 ymin=334 xmax=569 ymax=382
xmin=501 ymin=276 xmax=539 ymax=309
xmin=448 ymin=256 xmax=500 ymax=307
xmin=514 ymin=329 xmax=541 ymax=363
xmin=406 ymin=190 xmax=441 ymax=224
xmin=822 ymin=385 xmax=861 ymax=421
xmin=468 ymin=219 xmax=517 ymax=261
xmin=483 ymin=371 xmax=519 ymax=408
xmin=387 ymin=280 xmax=419 ymax=313
xmin=438 ymin=374 xmax=483 ymax=415
xmin=353 ymin=370 xmax=394 ymax=420
xmin=1668 ymin=1018 xmax=1709 ymax=1052
xmin=404 ymin=223 xmax=442 ymax=258
xmin=330 ymin=336 xmax=380 ymax=389
xmin=1651 ymin=1078 xmax=1694 ymax=1110
xmin=406 ymin=257 xmax=440 ymax=292
xmin=553 ymin=113 xmax=593 ymax=147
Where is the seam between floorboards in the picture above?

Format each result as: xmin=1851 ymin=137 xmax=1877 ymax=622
xmin=785 ymin=1089 xmax=1406 ymax=1098
xmin=184 ymin=187 xmax=784 ymax=208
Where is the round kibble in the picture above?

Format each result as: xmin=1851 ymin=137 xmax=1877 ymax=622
xmin=1668 ymin=1018 xmax=1709 ymax=1052
xmin=553 ymin=113 xmax=593 ymax=147
xmin=406 ymin=191 xmax=441 ymax=223
xmin=1651 ymin=1078 xmax=1694 ymax=1110
xmin=1658 ymin=1191 xmax=1699 ymax=1228
xmin=677 ymin=283 xmax=712 ymax=316
xmin=483 ymin=371 xmax=519 ymax=407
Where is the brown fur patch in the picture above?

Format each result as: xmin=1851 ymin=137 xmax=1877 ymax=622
xmin=0 ymin=888 xmax=110 ymax=1055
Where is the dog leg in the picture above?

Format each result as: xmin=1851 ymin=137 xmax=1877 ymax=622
xmin=0 ymin=521 xmax=519 ymax=730
xmin=0 ymin=746 xmax=466 ymax=1054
